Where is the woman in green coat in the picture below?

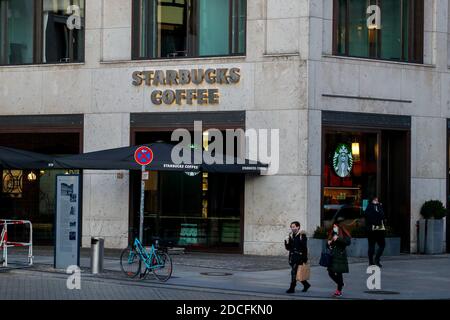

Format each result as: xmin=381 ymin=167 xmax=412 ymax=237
xmin=327 ymin=217 xmax=351 ymax=297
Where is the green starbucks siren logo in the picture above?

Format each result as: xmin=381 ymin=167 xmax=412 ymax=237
xmin=333 ymin=144 xmax=353 ymax=178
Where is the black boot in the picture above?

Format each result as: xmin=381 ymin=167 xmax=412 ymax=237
xmin=301 ymin=281 xmax=311 ymax=292
xmin=375 ymin=257 xmax=382 ymax=268
xmin=286 ymin=281 xmax=296 ymax=294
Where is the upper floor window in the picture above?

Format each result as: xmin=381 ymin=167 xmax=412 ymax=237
xmin=0 ymin=0 xmax=85 ymax=66
xmin=132 ymin=0 xmax=246 ymax=59
xmin=333 ymin=0 xmax=424 ymax=63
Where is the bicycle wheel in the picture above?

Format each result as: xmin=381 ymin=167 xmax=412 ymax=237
xmin=120 ymin=246 xmax=141 ymax=278
xmin=152 ymin=251 xmax=172 ymax=282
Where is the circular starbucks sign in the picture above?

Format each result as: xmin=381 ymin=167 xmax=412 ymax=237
xmin=333 ymin=144 xmax=353 ymax=178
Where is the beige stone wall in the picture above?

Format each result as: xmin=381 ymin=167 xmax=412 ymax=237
xmin=312 ymin=0 xmax=450 ymax=253
xmin=0 ymin=0 xmax=310 ymax=252
xmin=0 ymin=0 xmax=448 ymax=253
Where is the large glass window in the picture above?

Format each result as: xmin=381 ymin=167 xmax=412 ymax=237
xmin=42 ymin=0 xmax=85 ymax=63
xmin=132 ymin=0 xmax=246 ymax=59
xmin=322 ymin=131 xmax=378 ymax=230
xmin=333 ymin=0 xmax=424 ymax=63
xmin=0 ymin=132 xmax=81 ymax=245
xmin=322 ymin=127 xmax=411 ymax=251
xmin=0 ymin=0 xmax=34 ymax=64
xmin=0 ymin=0 xmax=85 ymax=65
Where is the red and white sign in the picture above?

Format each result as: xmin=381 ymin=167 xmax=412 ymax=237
xmin=134 ymin=146 xmax=154 ymax=166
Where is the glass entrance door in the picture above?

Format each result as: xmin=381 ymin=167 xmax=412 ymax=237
xmin=131 ymin=131 xmax=244 ymax=252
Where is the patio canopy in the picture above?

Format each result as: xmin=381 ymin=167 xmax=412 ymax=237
xmin=0 ymin=146 xmax=57 ymax=169
xmin=55 ymin=143 xmax=268 ymax=174
xmin=0 ymin=144 xmax=268 ymax=174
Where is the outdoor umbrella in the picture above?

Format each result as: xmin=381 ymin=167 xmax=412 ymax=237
xmin=0 ymin=146 xmax=57 ymax=169
xmin=55 ymin=142 xmax=268 ymax=174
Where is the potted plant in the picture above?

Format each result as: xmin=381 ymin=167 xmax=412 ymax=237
xmin=418 ymin=200 xmax=446 ymax=254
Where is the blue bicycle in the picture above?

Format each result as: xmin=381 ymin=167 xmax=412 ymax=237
xmin=120 ymin=237 xmax=173 ymax=282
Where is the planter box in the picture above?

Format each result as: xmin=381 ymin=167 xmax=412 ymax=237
xmin=309 ymin=237 xmax=401 ymax=258
xmin=347 ymin=237 xmax=401 ymax=257
xmin=308 ymin=238 xmax=327 ymax=258
xmin=418 ymin=219 xmax=445 ymax=254
xmin=384 ymin=237 xmax=401 ymax=256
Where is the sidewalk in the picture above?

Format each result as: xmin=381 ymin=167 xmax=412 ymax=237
xmin=2 ymin=247 xmax=450 ymax=300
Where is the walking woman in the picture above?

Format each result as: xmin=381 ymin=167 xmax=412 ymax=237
xmin=327 ymin=216 xmax=351 ymax=297
xmin=284 ymin=221 xmax=311 ymax=293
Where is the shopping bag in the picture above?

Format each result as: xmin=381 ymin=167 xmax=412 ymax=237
xmin=296 ymin=263 xmax=311 ymax=281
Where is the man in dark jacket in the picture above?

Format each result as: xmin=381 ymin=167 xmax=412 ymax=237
xmin=364 ymin=197 xmax=386 ymax=267
xmin=284 ymin=221 xmax=311 ymax=293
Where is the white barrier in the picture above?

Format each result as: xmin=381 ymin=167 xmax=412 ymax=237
xmin=0 ymin=220 xmax=33 ymax=267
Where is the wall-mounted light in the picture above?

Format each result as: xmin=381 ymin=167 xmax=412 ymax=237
xmin=203 ymin=131 xmax=209 ymax=151
xmin=352 ymin=142 xmax=360 ymax=162
xmin=27 ymin=171 xmax=37 ymax=181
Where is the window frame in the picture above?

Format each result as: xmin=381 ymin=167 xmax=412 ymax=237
xmin=332 ymin=0 xmax=424 ymax=64
xmin=0 ymin=0 xmax=85 ymax=66
xmin=131 ymin=0 xmax=247 ymax=61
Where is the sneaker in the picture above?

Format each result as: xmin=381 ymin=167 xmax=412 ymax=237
xmin=333 ymin=290 xmax=342 ymax=297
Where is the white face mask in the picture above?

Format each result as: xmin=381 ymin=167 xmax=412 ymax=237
xmin=333 ymin=225 xmax=339 ymax=234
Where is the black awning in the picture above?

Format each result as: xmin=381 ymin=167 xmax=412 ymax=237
xmin=55 ymin=143 xmax=268 ymax=174
xmin=0 ymin=146 xmax=57 ymax=169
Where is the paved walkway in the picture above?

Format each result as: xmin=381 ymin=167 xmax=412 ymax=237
xmin=1 ymin=247 xmax=450 ymax=300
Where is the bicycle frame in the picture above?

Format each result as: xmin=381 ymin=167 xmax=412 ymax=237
xmin=131 ymin=238 xmax=164 ymax=270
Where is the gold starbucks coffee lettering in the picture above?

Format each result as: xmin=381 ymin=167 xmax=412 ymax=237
xmin=131 ymin=68 xmax=241 ymax=106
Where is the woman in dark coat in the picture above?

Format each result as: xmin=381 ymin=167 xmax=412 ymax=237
xmin=327 ymin=217 xmax=351 ymax=297
xmin=284 ymin=221 xmax=311 ymax=293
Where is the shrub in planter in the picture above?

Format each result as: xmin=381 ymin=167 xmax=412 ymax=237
xmin=313 ymin=226 xmax=328 ymax=239
xmin=350 ymin=225 xmax=368 ymax=238
xmin=347 ymin=224 xmax=401 ymax=257
xmin=418 ymin=200 xmax=446 ymax=254
xmin=420 ymin=200 xmax=446 ymax=220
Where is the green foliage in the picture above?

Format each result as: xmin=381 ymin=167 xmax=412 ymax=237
xmin=384 ymin=226 xmax=399 ymax=238
xmin=420 ymin=200 xmax=447 ymax=220
xmin=313 ymin=226 xmax=328 ymax=239
xmin=350 ymin=225 xmax=368 ymax=238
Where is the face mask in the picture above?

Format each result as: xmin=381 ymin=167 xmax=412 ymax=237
xmin=333 ymin=225 xmax=339 ymax=234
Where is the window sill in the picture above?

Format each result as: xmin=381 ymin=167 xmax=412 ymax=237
xmin=262 ymin=52 xmax=300 ymax=58
xmin=0 ymin=62 xmax=85 ymax=69
xmin=322 ymin=54 xmax=435 ymax=68
xmin=100 ymin=55 xmax=247 ymax=65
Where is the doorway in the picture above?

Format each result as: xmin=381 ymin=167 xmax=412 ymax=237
xmin=130 ymin=130 xmax=245 ymax=253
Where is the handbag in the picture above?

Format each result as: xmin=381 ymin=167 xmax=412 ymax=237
xmin=319 ymin=248 xmax=333 ymax=268
xmin=296 ymin=263 xmax=310 ymax=281
xmin=372 ymin=222 xmax=386 ymax=231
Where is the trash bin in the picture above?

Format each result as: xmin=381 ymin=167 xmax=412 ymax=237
xmin=91 ymin=237 xmax=104 ymax=274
